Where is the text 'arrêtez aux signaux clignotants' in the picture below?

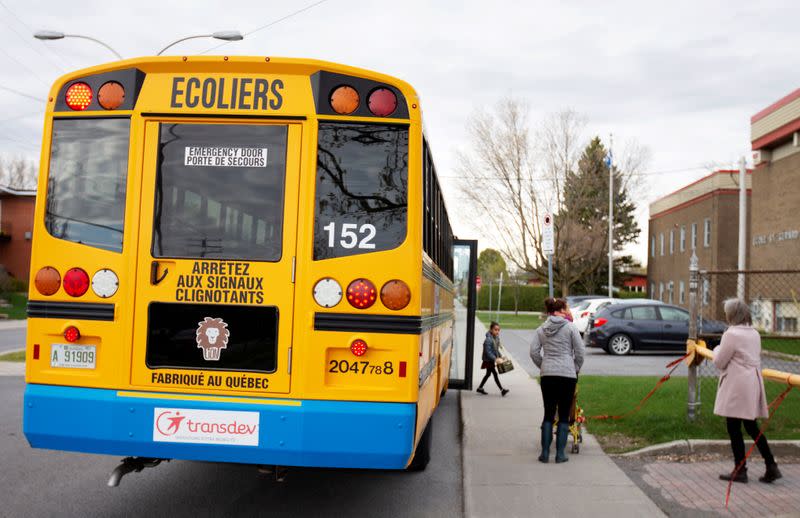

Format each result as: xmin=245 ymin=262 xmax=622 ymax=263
xmin=175 ymin=261 xmax=265 ymax=304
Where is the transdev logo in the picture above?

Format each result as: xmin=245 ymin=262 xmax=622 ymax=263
xmin=153 ymin=408 xmax=260 ymax=446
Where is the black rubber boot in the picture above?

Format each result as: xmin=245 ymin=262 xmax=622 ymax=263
xmin=555 ymin=422 xmax=570 ymax=463
xmin=759 ymin=463 xmax=782 ymax=483
xmin=719 ymin=466 xmax=748 ymax=483
xmin=538 ymin=422 xmax=553 ymax=463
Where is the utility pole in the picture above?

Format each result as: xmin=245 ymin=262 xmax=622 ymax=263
xmin=687 ymin=252 xmax=699 ymax=421
xmin=496 ymin=272 xmax=504 ymax=322
xmin=737 ymin=157 xmax=747 ymax=299
xmin=606 ymin=135 xmax=614 ymax=298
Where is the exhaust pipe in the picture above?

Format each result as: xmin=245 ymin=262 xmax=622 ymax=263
xmin=107 ymin=457 xmax=166 ymax=487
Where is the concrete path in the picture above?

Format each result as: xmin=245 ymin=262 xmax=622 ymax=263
xmin=461 ymin=320 xmax=665 ymax=517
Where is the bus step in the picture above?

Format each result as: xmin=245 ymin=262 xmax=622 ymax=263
xmin=107 ymin=457 xmax=166 ymax=487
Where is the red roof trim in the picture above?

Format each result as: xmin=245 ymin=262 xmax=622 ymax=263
xmin=650 ymin=170 xmax=751 ymax=207
xmin=751 ymin=117 xmax=800 ymax=150
xmin=650 ymin=189 xmax=750 ymax=220
xmin=751 ymin=88 xmax=800 ymax=124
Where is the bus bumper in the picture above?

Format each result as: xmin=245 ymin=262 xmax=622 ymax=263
xmin=23 ymin=384 xmax=416 ymax=470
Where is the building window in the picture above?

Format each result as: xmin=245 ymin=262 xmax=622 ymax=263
xmin=703 ymin=218 xmax=711 ymax=247
xmin=691 ymin=222 xmax=697 ymax=250
xmin=669 ymin=230 xmax=674 ymax=255
xmin=659 ymin=282 xmax=664 ymax=302
xmin=650 ymin=282 xmax=655 ymax=298
xmin=680 ymin=225 xmax=686 ymax=252
xmin=668 ymin=281 xmax=674 ymax=304
xmin=659 ymin=233 xmax=664 ymax=256
xmin=702 ymin=278 xmax=710 ymax=306
xmin=679 ymin=281 xmax=685 ymax=304
xmin=651 ymin=236 xmax=655 ymax=258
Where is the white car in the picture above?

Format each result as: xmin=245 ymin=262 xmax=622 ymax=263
xmin=572 ymin=298 xmax=617 ymax=336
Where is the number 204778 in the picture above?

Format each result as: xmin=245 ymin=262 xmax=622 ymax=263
xmin=328 ymin=360 xmax=394 ymax=375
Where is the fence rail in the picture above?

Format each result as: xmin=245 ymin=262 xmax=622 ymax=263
xmin=686 ymin=264 xmax=800 ymax=419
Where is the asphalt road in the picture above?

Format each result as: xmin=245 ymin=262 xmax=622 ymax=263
xmin=500 ymin=328 xmax=691 ymax=378
xmin=0 ymin=324 xmax=26 ymax=353
xmin=0 ymin=376 xmax=463 ymax=518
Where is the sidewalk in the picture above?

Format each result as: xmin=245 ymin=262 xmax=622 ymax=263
xmin=460 ymin=319 xmax=664 ymax=517
xmin=0 ymin=319 xmax=26 ymax=330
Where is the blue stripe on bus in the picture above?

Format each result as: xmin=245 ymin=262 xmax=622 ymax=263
xmin=23 ymin=384 xmax=416 ymax=470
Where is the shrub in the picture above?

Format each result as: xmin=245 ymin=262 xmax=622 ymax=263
xmin=477 ymin=285 xmax=556 ymax=311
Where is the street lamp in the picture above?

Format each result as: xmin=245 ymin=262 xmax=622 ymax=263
xmin=157 ymin=31 xmax=244 ymax=56
xmin=34 ymin=30 xmax=123 ymax=60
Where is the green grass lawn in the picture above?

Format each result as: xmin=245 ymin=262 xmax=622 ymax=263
xmin=0 ymin=292 xmax=27 ymax=320
xmin=0 ymin=350 xmax=25 ymax=362
xmin=579 ymin=375 xmax=800 ymax=453
xmin=762 ymin=337 xmax=800 ymax=357
xmin=477 ymin=311 xmax=544 ymax=330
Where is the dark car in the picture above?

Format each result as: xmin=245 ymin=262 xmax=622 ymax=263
xmin=586 ymin=302 xmax=727 ymax=355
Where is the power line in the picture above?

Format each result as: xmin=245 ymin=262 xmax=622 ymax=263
xmin=0 ymin=45 xmax=51 ymax=88
xmin=200 ymin=0 xmax=330 ymax=54
xmin=0 ymin=84 xmax=45 ymax=102
xmin=0 ymin=0 xmax=67 ymax=73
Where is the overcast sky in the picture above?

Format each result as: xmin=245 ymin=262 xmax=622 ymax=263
xmin=0 ymin=0 xmax=797 ymax=264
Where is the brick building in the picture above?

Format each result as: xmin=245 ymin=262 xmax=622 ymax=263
xmin=647 ymin=170 xmax=751 ymax=311
xmin=749 ymin=88 xmax=800 ymax=332
xmin=0 ymin=186 xmax=36 ymax=281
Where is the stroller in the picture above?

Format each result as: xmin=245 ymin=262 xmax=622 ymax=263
xmin=554 ymin=384 xmax=584 ymax=453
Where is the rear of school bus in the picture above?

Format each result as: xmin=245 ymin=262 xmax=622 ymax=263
xmin=23 ymin=56 xmax=441 ymax=470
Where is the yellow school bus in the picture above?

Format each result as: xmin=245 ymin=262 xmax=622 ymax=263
xmin=23 ymin=55 xmax=477 ymax=480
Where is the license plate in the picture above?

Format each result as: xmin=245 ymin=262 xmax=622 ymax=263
xmin=50 ymin=343 xmax=96 ymax=369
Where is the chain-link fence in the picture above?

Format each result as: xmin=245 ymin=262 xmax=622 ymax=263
xmin=693 ymin=270 xmax=800 ymax=416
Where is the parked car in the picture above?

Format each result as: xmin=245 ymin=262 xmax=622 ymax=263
xmin=586 ymin=302 xmax=727 ymax=355
xmin=572 ymin=297 xmax=617 ymax=336
xmin=565 ymin=295 xmax=607 ymax=307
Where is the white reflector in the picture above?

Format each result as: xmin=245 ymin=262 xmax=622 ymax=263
xmin=92 ymin=269 xmax=119 ymax=298
xmin=313 ymin=278 xmax=342 ymax=308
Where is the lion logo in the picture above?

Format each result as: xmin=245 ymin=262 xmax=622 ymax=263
xmin=196 ymin=317 xmax=230 ymax=361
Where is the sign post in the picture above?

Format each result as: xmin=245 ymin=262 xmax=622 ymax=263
xmin=542 ymin=213 xmax=555 ymax=299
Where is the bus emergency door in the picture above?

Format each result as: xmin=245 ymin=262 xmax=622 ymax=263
xmin=130 ymin=119 xmax=302 ymax=394
xmin=449 ymin=239 xmax=477 ymax=390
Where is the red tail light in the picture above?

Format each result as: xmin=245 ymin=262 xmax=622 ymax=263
xmin=63 ymin=268 xmax=90 ymax=297
xmin=350 ymin=339 xmax=368 ymax=357
xmin=346 ymin=278 xmax=377 ymax=309
xmin=593 ymin=318 xmax=608 ymax=328
xmin=368 ymin=88 xmax=397 ymax=116
xmin=65 ymin=82 xmax=93 ymax=111
xmin=64 ymin=326 xmax=81 ymax=343
xmin=581 ymin=311 xmax=589 ymax=318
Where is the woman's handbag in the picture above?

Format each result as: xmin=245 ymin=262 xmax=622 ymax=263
xmin=497 ymin=357 xmax=515 ymax=374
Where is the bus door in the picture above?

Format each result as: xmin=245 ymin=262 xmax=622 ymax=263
xmin=449 ymin=239 xmax=477 ymax=390
xmin=130 ymin=120 xmax=302 ymax=394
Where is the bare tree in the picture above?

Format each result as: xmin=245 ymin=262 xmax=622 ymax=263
xmin=456 ymin=100 xmax=649 ymax=296
xmin=0 ymin=156 xmax=38 ymax=191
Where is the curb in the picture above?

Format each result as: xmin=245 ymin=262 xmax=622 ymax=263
xmin=619 ymin=439 xmax=800 ymax=457
xmin=0 ymin=319 xmax=27 ymax=330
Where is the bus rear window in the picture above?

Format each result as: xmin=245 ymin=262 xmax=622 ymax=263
xmin=45 ymin=118 xmax=131 ymax=252
xmin=314 ymin=123 xmax=408 ymax=260
xmin=152 ymin=123 xmax=288 ymax=261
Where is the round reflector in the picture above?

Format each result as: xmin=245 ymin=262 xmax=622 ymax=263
xmin=368 ymin=88 xmax=397 ymax=117
xmin=34 ymin=267 xmax=61 ymax=296
xmin=346 ymin=278 xmax=377 ymax=309
xmin=64 ymin=326 xmax=81 ymax=343
xmin=330 ymin=85 xmax=359 ymax=115
xmin=92 ymin=269 xmax=119 ymax=298
xmin=65 ymin=82 xmax=93 ymax=111
xmin=313 ymin=277 xmax=343 ymax=308
xmin=350 ymin=339 xmax=368 ymax=357
xmin=380 ymin=279 xmax=411 ymax=310
xmin=98 ymin=81 xmax=125 ymax=110
xmin=63 ymin=268 xmax=90 ymax=297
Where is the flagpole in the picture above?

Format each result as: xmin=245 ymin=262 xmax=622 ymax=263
xmin=607 ymin=135 xmax=614 ymax=298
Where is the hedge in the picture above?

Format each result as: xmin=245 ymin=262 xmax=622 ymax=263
xmin=477 ymin=285 xmax=553 ymax=311
xmin=477 ymin=285 xmax=648 ymax=311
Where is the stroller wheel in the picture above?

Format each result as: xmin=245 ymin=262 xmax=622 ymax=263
xmin=572 ymin=443 xmax=580 ymax=454
xmin=578 ymin=433 xmax=583 ymax=443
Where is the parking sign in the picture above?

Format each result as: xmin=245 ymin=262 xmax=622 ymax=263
xmin=542 ymin=213 xmax=554 ymax=256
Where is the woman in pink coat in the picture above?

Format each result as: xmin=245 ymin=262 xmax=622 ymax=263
xmin=714 ymin=298 xmax=781 ymax=484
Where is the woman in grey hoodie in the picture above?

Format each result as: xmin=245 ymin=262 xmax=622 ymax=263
xmin=530 ymin=298 xmax=585 ymax=463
